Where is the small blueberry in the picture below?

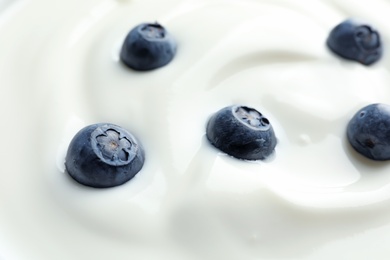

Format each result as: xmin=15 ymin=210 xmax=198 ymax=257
xmin=120 ymin=22 xmax=177 ymax=71
xmin=65 ymin=123 xmax=145 ymax=188
xmin=347 ymin=104 xmax=390 ymax=160
xmin=206 ymin=105 xmax=277 ymax=160
xmin=327 ymin=19 xmax=382 ymax=65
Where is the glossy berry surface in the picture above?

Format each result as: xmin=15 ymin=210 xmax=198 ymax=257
xmin=326 ymin=19 xmax=382 ymax=65
xmin=347 ymin=104 xmax=390 ymax=160
xmin=65 ymin=123 xmax=145 ymax=188
xmin=120 ymin=22 xmax=177 ymax=71
xmin=206 ymin=105 xmax=277 ymax=160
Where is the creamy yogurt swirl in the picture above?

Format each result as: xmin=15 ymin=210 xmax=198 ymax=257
xmin=2 ymin=0 xmax=390 ymax=259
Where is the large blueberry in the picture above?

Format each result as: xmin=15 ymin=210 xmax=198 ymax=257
xmin=206 ymin=105 xmax=277 ymax=160
xmin=120 ymin=22 xmax=177 ymax=71
xmin=326 ymin=19 xmax=382 ymax=65
xmin=65 ymin=123 xmax=145 ymax=188
xmin=347 ymin=104 xmax=390 ymax=161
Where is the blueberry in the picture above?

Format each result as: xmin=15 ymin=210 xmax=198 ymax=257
xmin=65 ymin=123 xmax=145 ymax=188
xmin=347 ymin=104 xmax=390 ymax=160
xmin=206 ymin=105 xmax=277 ymax=160
xmin=120 ymin=22 xmax=177 ymax=71
xmin=326 ymin=19 xmax=382 ymax=65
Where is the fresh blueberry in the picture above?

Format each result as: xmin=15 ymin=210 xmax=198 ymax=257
xmin=206 ymin=105 xmax=277 ymax=160
xmin=347 ymin=104 xmax=390 ymax=160
xmin=326 ymin=19 xmax=382 ymax=65
xmin=120 ymin=22 xmax=177 ymax=71
xmin=65 ymin=123 xmax=145 ymax=188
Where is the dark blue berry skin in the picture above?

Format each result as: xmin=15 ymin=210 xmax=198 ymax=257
xmin=120 ymin=22 xmax=177 ymax=71
xmin=206 ymin=105 xmax=277 ymax=160
xmin=65 ymin=123 xmax=145 ymax=188
xmin=327 ymin=19 xmax=382 ymax=65
xmin=347 ymin=104 xmax=390 ymax=161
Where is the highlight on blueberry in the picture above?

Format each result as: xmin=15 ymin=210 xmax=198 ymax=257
xmin=65 ymin=123 xmax=145 ymax=188
xmin=120 ymin=22 xmax=177 ymax=71
xmin=326 ymin=19 xmax=382 ymax=65
xmin=206 ymin=105 xmax=277 ymax=160
xmin=347 ymin=104 xmax=390 ymax=161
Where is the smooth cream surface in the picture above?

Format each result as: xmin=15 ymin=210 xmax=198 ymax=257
xmin=2 ymin=0 xmax=390 ymax=259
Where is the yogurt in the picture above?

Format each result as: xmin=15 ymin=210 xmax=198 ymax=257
xmin=2 ymin=0 xmax=390 ymax=259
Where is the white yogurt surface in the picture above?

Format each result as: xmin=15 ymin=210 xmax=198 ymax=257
xmin=2 ymin=0 xmax=390 ymax=259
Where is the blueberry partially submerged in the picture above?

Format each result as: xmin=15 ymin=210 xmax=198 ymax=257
xmin=206 ymin=105 xmax=277 ymax=160
xmin=347 ymin=104 xmax=390 ymax=161
xmin=120 ymin=22 xmax=177 ymax=71
xmin=65 ymin=123 xmax=145 ymax=188
xmin=326 ymin=19 xmax=382 ymax=65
